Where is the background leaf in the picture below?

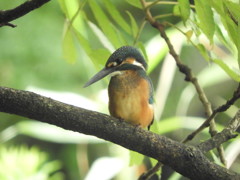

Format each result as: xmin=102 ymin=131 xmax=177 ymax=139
xmin=194 ymin=0 xmax=215 ymax=43
xmin=125 ymin=0 xmax=142 ymax=9
xmin=213 ymin=59 xmax=240 ymax=82
xmin=62 ymin=27 xmax=77 ymax=64
xmin=103 ymin=0 xmax=131 ymax=35
xmin=178 ymin=0 xmax=190 ymax=23
xmin=126 ymin=11 xmax=139 ymax=38
xmin=88 ymin=0 xmax=123 ymax=48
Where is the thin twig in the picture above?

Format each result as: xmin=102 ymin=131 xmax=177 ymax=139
xmin=0 ymin=22 xmax=16 ymax=28
xmin=183 ymin=83 xmax=240 ymax=143
xmin=0 ymin=0 xmax=50 ymax=26
xmin=145 ymin=1 xmax=195 ymax=9
xmin=154 ymin=22 xmax=227 ymax=166
xmin=138 ymin=162 xmax=162 ymax=180
xmin=133 ymin=19 xmax=147 ymax=46
xmin=140 ymin=0 xmax=228 ymax=175
xmin=198 ymin=109 xmax=240 ymax=153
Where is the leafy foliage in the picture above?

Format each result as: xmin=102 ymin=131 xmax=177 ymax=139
xmin=57 ymin=0 xmax=240 ymax=174
xmin=0 ymin=146 xmax=62 ymax=180
xmin=1 ymin=0 xmax=240 ymax=179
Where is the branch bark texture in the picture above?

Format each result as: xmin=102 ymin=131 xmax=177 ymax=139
xmin=0 ymin=0 xmax=50 ymax=25
xmin=0 ymin=86 xmax=239 ymax=180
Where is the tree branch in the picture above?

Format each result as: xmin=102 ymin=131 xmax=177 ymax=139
xmin=198 ymin=109 xmax=240 ymax=153
xmin=0 ymin=0 xmax=50 ymax=27
xmin=0 ymin=86 xmax=239 ymax=179
xmin=183 ymin=83 xmax=240 ymax=143
xmin=140 ymin=0 xmax=226 ymax=166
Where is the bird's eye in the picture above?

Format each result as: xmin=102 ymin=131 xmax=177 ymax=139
xmin=115 ymin=58 xmax=122 ymax=65
xmin=107 ymin=59 xmax=122 ymax=68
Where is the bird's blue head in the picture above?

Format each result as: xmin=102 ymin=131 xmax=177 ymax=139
xmin=84 ymin=46 xmax=147 ymax=87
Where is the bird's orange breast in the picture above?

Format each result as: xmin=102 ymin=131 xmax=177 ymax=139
xmin=108 ymin=70 xmax=153 ymax=128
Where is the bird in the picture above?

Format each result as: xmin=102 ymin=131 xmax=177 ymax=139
xmin=84 ymin=46 xmax=154 ymax=130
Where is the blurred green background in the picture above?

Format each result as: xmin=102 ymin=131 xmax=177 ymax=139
xmin=0 ymin=0 xmax=240 ymax=180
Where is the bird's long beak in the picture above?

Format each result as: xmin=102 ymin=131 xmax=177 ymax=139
xmin=83 ymin=67 xmax=114 ymax=87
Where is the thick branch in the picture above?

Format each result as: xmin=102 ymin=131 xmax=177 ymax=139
xmin=198 ymin=109 xmax=240 ymax=153
xmin=0 ymin=0 xmax=50 ymax=26
xmin=0 ymin=86 xmax=239 ymax=179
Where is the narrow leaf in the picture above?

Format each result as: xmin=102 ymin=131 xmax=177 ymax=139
xmin=137 ymin=42 xmax=148 ymax=63
xmin=173 ymin=5 xmax=181 ymax=17
xmin=125 ymin=0 xmax=142 ymax=9
xmin=103 ymin=0 xmax=131 ymax=34
xmin=87 ymin=21 xmax=114 ymax=52
xmin=58 ymin=0 xmax=68 ymax=15
xmin=223 ymin=1 xmax=240 ymax=66
xmin=126 ymin=11 xmax=139 ymax=37
xmin=88 ymin=0 xmax=122 ymax=48
xmin=213 ymin=59 xmax=240 ymax=82
xmin=185 ymin=30 xmax=193 ymax=42
xmin=194 ymin=0 xmax=215 ymax=43
xmin=178 ymin=0 xmax=190 ymax=23
xmin=224 ymin=1 xmax=240 ymax=21
xmin=215 ymin=25 xmax=229 ymax=48
xmin=196 ymin=44 xmax=210 ymax=61
xmin=75 ymin=27 xmax=111 ymax=67
xmin=62 ymin=27 xmax=77 ymax=64
xmin=223 ymin=14 xmax=239 ymax=52
xmin=74 ymin=28 xmax=92 ymax=55
xmin=89 ymin=49 xmax=111 ymax=67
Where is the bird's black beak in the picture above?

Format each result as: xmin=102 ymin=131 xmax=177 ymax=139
xmin=83 ymin=67 xmax=115 ymax=87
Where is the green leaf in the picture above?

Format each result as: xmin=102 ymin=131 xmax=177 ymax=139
xmin=102 ymin=0 xmax=131 ymax=34
xmin=87 ymin=20 xmax=114 ymax=51
xmin=88 ymin=0 xmax=122 ymax=48
xmin=137 ymin=42 xmax=149 ymax=63
xmin=74 ymin=28 xmax=91 ymax=55
xmin=223 ymin=1 xmax=240 ymax=66
xmin=74 ymin=28 xmax=110 ymax=68
xmin=215 ymin=25 xmax=230 ymax=48
xmin=126 ymin=11 xmax=139 ymax=38
xmin=194 ymin=0 xmax=215 ymax=43
xmin=58 ymin=0 xmax=68 ymax=15
xmin=62 ymin=26 xmax=77 ymax=64
xmin=224 ymin=14 xmax=239 ymax=50
xmin=185 ymin=30 xmax=193 ymax=42
xmin=89 ymin=49 xmax=111 ymax=67
xmin=125 ymin=0 xmax=142 ymax=9
xmin=213 ymin=59 xmax=240 ymax=82
xmin=224 ymin=0 xmax=240 ymax=20
xmin=173 ymin=5 xmax=181 ymax=17
xmin=178 ymin=0 xmax=190 ymax=23
xmin=211 ymin=0 xmax=240 ymax=66
xmin=58 ymin=0 xmax=82 ymax=26
xmin=196 ymin=44 xmax=210 ymax=61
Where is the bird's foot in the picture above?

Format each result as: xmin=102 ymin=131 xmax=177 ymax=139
xmin=133 ymin=123 xmax=142 ymax=132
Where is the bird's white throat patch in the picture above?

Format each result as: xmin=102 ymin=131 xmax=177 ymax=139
xmin=109 ymin=71 xmax=122 ymax=77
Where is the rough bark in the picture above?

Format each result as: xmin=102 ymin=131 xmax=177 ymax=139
xmin=0 ymin=86 xmax=239 ymax=180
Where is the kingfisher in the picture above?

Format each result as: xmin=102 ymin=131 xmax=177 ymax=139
xmin=84 ymin=46 xmax=154 ymax=129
